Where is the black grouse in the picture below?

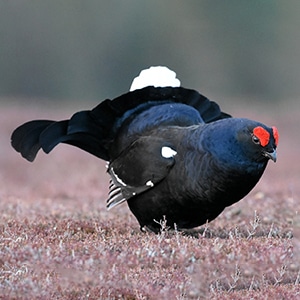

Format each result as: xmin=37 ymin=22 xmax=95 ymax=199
xmin=11 ymin=66 xmax=279 ymax=232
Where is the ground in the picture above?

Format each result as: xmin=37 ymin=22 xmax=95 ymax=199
xmin=0 ymin=100 xmax=299 ymax=299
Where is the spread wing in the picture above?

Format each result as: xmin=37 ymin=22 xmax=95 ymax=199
xmin=107 ymin=136 xmax=177 ymax=209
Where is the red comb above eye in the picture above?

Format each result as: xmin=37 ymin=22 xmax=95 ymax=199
xmin=253 ymin=126 xmax=270 ymax=147
xmin=272 ymin=126 xmax=279 ymax=146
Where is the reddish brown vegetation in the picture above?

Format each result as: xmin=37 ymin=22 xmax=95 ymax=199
xmin=0 ymin=103 xmax=299 ymax=299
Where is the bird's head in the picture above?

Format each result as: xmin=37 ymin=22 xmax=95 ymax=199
xmin=236 ymin=121 xmax=279 ymax=164
xmin=202 ymin=118 xmax=279 ymax=169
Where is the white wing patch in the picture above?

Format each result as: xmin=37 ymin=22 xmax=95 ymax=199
xmin=107 ymin=180 xmax=127 ymax=210
xmin=146 ymin=180 xmax=154 ymax=187
xmin=107 ymin=167 xmax=157 ymax=210
xmin=130 ymin=66 xmax=181 ymax=91
xmin=161 ymin=146 xmax=177 ymax=158
xmin=110 ymin=167 xmax=127 ymax=186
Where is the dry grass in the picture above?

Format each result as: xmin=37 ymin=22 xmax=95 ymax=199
xmin=0 ymin=103 xmax=299 ymax=299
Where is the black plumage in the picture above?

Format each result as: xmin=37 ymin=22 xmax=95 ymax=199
xmin=11 ymin=74 xmax=278 ymax=233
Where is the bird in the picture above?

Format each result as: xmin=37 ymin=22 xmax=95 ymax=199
xmin=11 ymin=66 xmax=279 ymax=233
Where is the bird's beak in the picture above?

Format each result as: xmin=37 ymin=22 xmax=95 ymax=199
xmin=263 ymin=149 xmax=277 ymax=162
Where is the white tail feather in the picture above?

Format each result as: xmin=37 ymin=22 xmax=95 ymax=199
xmin=130 ymin=66 xmax=181 ymax=91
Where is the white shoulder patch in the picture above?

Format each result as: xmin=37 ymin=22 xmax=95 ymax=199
xmin=161 ymin=146 xmax=177 ymax=158
xmin=146 ymin=180 xmax=154 ymax=187
xmin=130 ymin=66 xmax=181 ymax=91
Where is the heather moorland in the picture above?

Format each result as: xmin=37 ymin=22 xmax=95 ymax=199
xmin=0 ymin=102 xmax=299 ymax=299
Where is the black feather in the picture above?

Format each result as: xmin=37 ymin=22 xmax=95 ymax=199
xmin=10 ymin=82 xmax=277 ymax=232
xmin=11 ymin=86 xmax=230 ymax=162
xmin=11 ymin=120 xmax=55 ymax=162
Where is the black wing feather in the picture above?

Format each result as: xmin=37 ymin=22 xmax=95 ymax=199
xmin=107 ymin=136 xmax=176 ymax=209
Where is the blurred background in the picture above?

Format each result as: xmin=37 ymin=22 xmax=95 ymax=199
xmin=0 ymin=1 xmax=299 ymax=268
xmin=1 ymin=0 xmax=300 ymax=105
xmin=0 ymin=1 xmax=299 ymax=194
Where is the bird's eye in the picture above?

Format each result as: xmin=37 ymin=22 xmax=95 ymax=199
xmin=252 ymin=135 xmax=260 ymax=145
